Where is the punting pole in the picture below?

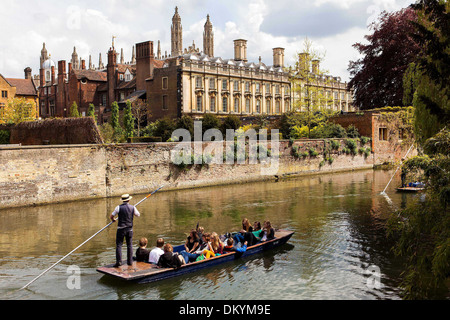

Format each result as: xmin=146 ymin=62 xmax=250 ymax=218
xmin=381 ymin=142 xmax=415 ymax=195
xmin=20 ymin=185 xmax=165 ymax=290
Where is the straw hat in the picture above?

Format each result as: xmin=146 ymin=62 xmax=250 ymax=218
xmin=121 ymin=194 xmax=132 ymax=202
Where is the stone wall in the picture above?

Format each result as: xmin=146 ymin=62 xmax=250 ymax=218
xmin=0 ymin=139 xmax=380 ymax=209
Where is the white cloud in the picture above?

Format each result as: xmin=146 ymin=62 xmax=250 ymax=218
xmin=0 ymin=0 xmax=413 ymax=82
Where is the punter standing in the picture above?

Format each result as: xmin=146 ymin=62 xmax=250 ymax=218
xmin=110 ymin=194 xmax=140 ymax=267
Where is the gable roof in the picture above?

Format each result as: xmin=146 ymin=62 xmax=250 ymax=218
xmin=5 ymin=78 xmax=37 ymax=96
xmin=73 ymin=69 xmax=107 ymax=82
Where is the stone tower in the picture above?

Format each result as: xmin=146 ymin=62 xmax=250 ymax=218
xmin=203 ymin=14 xmax=214 ymax=57
xmin=71 ymin=47 xmax=79 ymax=70
xmin=171 ymin=6 xmax=183 ymax=57
xmin=40 ymin=43 xmax=48 ymax=68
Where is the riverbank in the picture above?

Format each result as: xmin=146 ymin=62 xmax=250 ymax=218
xmin=0 ymin=138 xmax=403 ymax=209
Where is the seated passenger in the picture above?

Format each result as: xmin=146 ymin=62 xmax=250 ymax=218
xmin=223 ymin=238 xmax=248 ymax=253
xmin=252 ymin=221 xmax=262 ymax=242
xmin=198 ymin=233 xmax=215 ymax=260
xmin=210 ymin=232 xmax=224 ymax=255
xmin=157 ymin=243 xmax=185 ymax=269
xmin=149 ymin=238 xmax=165 ymax=264
xmin=260 ymin=220 xmax=275 ymax=242
xmin=135 ymin=237 xmax=150 ymax=262
xmin=184 ymin=229 xmax=200 ymax=253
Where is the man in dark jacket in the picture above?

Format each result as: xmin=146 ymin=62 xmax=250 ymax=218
xmin=110 ymin=194 xmax=141 ymax=267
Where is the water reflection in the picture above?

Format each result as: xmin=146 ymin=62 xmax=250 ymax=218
xmin=0 ymin=169 xmax=428 ymax=300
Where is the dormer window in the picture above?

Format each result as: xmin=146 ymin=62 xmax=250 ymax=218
xmin=120 ymin=74 xmax=124 ymax=81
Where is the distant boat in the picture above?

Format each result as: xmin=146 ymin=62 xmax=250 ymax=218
xmin=97 ymin=229 xmax=294 ymax=284
xmin=396 ymin=186 xmax=425 ymax=192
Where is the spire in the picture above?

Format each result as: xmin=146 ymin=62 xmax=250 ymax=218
xmin=99 ymin=53 xmax=104 ymax=69
xmin=171 ymin=6 xmax=183 ymax=57
xmin=203 ymin=14 xmax=214 ymax=57
xmin=89 ymin=55 xmax=93 ymax=69
xmin=131 ymin=45 xmax=136 ymax=64
xmin=157 ymin=41 xmax=161 ymax=60
xmin=72 ymin=46 xmax=79 ymax=70
xmin=40 ymin=42 xmax=48 ymax=68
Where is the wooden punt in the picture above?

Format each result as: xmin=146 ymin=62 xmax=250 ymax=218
xmin=396 ymin=187 xmax=425 ymax=192
xmin=97 ymin=229 xmax=294 ymax=284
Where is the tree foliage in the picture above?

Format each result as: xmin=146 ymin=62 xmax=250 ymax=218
xmin=69 ymin=101 xmax=80 ymax=118
xmin=124 ymin=101 xmax=134 ymax=139
xmin=0 ymin=98 xmax=37 ymax=124
xmin=348 ymin=8 xmax=421 ymax=109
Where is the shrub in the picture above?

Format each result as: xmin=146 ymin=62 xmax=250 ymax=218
xmin=0 ymin=130 xmax=10 ymax=144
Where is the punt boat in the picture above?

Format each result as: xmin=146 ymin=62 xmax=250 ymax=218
xmin=396 ymin=186 xmax=425 ymax=192
xmin=97 ymin=229 xmax=294 ymax=284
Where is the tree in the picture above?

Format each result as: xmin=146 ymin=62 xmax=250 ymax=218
xmin=221 ymin=114 xmax=241 ymax=133
xmin=408 ymin=0 xmax=449 ymax=143
xmin=388 ymin=129 xmax=450 ymax=299
xmin=201 ymin=113 xmax=221 ymax=134
xmin=348 ymin=8 xmax=421 ymax=109
xmin=123 ymin=101 xmax=134 ymax=139
xmin=176 ymin=114 xmax=194 ymax=139
xmin=0 ymin=98 xmax=37 ymax=124
xmin=290 ymin=38 xmax=334 ymax=137
xmin=110 ymin=101 xmax=120 ymax=130
xmin=87 ymin=103 xmax=96 ymax=119
xmin=69 ymin=101 xmax=80 ymax=118
xmin=131 ymin=99 xmax=151 ymax=137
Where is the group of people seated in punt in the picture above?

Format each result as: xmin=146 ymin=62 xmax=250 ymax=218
xmin=134 ymin=219 xmax=275 ymax=269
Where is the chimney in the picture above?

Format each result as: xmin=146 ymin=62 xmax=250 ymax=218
xmin=81 ymin=59 xmax=86 ymax=70
xmin=234 ymin=39 xmax=247 ymax=63
xmin=273 ymin=47 xmax=285 ymax=68
xmin=312 ymin=59 xmax=320 ymax=74
xmin=68 ymin=62 xmax=73 ymax=74
xmin=135 ymin=41 xmax=154 ymax=91
xmin=298 ymin=52 xmax=310 ymax=73
xmin=51 ymin=66 xmax=55 ymax=85
xmin=24 ymin=67 xmax=32 ymax=80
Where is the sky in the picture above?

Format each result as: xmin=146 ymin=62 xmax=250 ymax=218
xmin=0 ymin=0 xmax=415 ymax=82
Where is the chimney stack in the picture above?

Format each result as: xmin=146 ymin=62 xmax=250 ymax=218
xmin=312 ymin=59 xmax=320 ymax=74
xmin=51 ymin=66 xmax=55 ymax=85
xmin=68 ymin=62 xmax=73 ymax=74
xmin=273 ymin=47 xmax=285 ymax=68
xmin=24 ymin=67 xmax=32 ymax=80
xmin=81 ymin=59 xmax=86 ymax=70
xmin=234 ymin=39 xmax=248 ymax=63
xmin=298 ymin=52 xmax=310 ymax=73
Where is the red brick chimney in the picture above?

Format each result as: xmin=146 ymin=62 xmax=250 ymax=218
xmin=81 ymin=60 xmax=86 ymax=70
xmin=68 ymin=62 xmax=72 ymax=74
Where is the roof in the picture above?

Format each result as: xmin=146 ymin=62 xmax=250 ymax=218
xmin=73 ymin=69 xmax=107 ymax=82
xmin=5 ymin=78 xmax=37 ymax=96
xmin=119 ymin=90 xmax=146 ymax=104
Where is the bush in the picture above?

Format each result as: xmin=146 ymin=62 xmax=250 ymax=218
xmin=0 ymin=130 xmax=10 ymax=144
xmin=153 ymin=118 xmax=176 ymax=142
xmin=221 ymin=114 xmax=242 ymax=133
xmin=345 ymin=139 xmax=358 ymax=155
xmin=346 ymin=125 xmax=360 ymax=138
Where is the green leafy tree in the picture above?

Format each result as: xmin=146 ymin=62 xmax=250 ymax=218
xmin=124 ymin=101 xmax=134 ymax=139
xmin=87 ymin=103 xmax=96 ymax=119
xmin=221 ymin=114 xmax=242 ymax=133
xmin=408 ymin=0 xmax=450 ymax=144
xmin=69 ymin=101 xmax=80 ymax=118
xmin=202 ymin=113 xmax=221 ymax=134
xmin=110 ymin=101 xmax=120 ymax=130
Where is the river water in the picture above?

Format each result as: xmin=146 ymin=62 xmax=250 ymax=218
xmin=0 ymin=169 xmax=421 ymax=300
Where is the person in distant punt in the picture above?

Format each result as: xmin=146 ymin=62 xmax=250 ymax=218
xmin=260 ymin=220 xmax=275 ymax=242
xmin=149 ymin=238 xmax=165 ymax=264
xmin=110 ymin=194 xmax=141 ymax=267
xmin=223 ymin=238 xmax=248 ymax=253
xmin=135 ymin=237 xmax=150 ymax=262
xmin=157 ymin=243 xmax=185 ymax=269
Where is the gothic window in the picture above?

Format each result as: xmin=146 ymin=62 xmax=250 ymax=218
xmin=245 ymin=82 xmax=250 ymax=92
xmin=196 ymin=77 xmax=203 ymax=88
xmin=209 ymin=78 xmax=215 ymax=89
xmin=234 ymin=81 xmax=239 ymax=92
xmin=234 ymin=97 xmax=239 ymax=113
xmin=266 ymin=98 xmax=271 ymax=114
xmin=222 ymin=79 xmax=227 ymax=91
xmin=245 ymin=98 xmax=250 ymax=113
xmin=196 ymin=96 xmax=202 ymax=111
xmin=276 ymin=100 xmax=281 ymax=113
xmin=222 ymin=97 xmax=228 ymax=113
xmin=256 ymin=99 xmax=261 ymax=113
xmin=210 ymin=96 xmax=215 ymax=112
xmin=256 ymin=83 xmax=260 ymax=93
xmin=275 ymin=85 xmax=280 ymax=94
xmin=266 ymin=83 xmax=271 ymax=93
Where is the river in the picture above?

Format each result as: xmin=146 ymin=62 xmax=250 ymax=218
xmin=0 ymin=169 xmax=422 ymax=300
